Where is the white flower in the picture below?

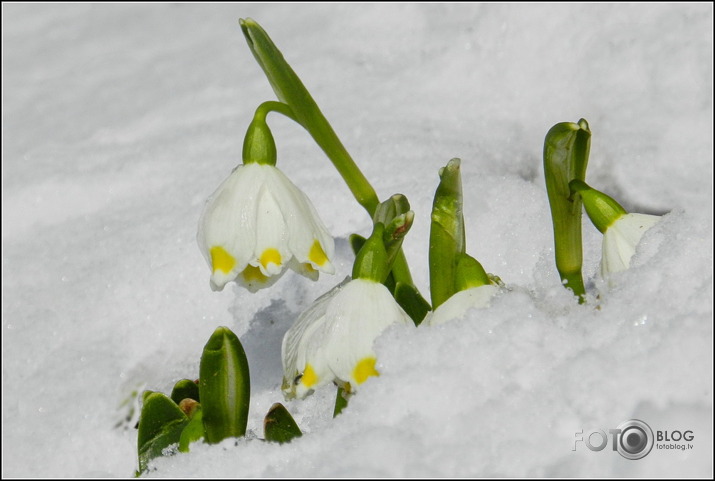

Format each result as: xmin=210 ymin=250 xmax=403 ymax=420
xmin=281 ymin=277 xmax=414 ymax=399
xmin=197 ymin=163 xmax=335 ymax=292
xmin=601 ymin=213 xmax=660 ymax=276
xmin=426 ymin=284 xmax=498 ymax=327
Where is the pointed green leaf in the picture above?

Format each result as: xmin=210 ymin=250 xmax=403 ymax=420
xmin=349 ymin=234 xmax=366 ymax=256
xmin=264 ymin=403 xmax=302 ymax=444
xmin=454 ymin=253 xmax=490 ymax=292
xmin=333 ymin=386 xmax=350 ymax=417
xmin=199 ymin=327 xmax=251 ymax=444
xmin=394 ymin=282 xmax=432 ymax=326
xmin=429 ymin=158 xmax=464 ymax=309
xmin=136 ymin=392 xmax=189 ymax=474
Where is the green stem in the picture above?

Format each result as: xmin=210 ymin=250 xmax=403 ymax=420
xmin=569 ymin=179 xmax=627 ymax=234
xmin=240 ymin=18 xmax=417 ymax=288
xmin=240 ymin=19 xmax=379 ymax=214
xmin=254 ymin=100 xmax=298 ymax=124
xmin=543 ymin=119 xmax=591 ymax=301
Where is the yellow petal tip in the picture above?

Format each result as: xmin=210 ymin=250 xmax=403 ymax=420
xmin=353 ymin=357 xmax=379 ymax=385
xmin=210 ymin=246 xmax=236 ymax=274
xmin=260 ymin=248 xmax=282 ymax=268
xmin=300 ymin=364 xmax=319 ymax=388
xmin=308 ymin=240 xmax=329 ymax=267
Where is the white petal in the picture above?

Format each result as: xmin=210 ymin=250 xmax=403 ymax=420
xmin=264 ymin=166 xmax=335 ymax=273
xmin=601 ymin=213 xmax=660 ymax=276
xmin=197 ymin=164 xmax=264 ymax=289
xmin=198 ymin=162 xmax=335 ymax=291
xmin=281 ymin=278 xmax=349 ymax=398
xmin=427 ymin=285 xmax=498 ymax=326
xmin=251 ymin=184 xmax=290 ymax=276
xmin=281 ymin=278 xmax=413 ymax=398
xmin=321 ymin=279 xmax=413 ymax=387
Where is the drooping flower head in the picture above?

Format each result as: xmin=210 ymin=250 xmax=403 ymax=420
xmin=600 ymin=213 xmax=660 ymax=276
xmin=570 ymin=180 xmax=661 ymax=276
xmin=197 ymin=117 xmax=335 ymax=292
xmin=281 ymin=277 xmax=413 ymax=399
xmin=281 ymin=223 xmax=413 ymax=399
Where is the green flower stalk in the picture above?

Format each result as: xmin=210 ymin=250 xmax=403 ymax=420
xmin=240 ymin=18 xmax=378 ymax=214
xmin=199 ymin=326 xmax=251 ymax=444
xmin=239 ymin=17 xmax=416 ymax=291
xmin=543 ymin=119 xmax=591 ymax=300
xmin=569 ymin=179 xmax=627 ymax=233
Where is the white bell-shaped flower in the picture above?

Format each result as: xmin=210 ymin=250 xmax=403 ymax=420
xmin=282 ymin=277 xmax=414 ymax=399
xmin=427 ymin=284 xmax=498 ymax=327
xmin=601 ymin=213 xmax=660 ymax=276
xmin=197 ymin=162 xmax=335 ymax=292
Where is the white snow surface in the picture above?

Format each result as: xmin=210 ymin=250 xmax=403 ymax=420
xmin=2 ymin=3 xmax=713 ymax=478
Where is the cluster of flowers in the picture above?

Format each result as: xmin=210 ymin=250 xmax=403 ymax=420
xmin=197 ymin=133 xmax=661 ymax=402
xmin=197 ymin=153 xmax=415 ymax=399
xmin=193 ymin=20 xmax=663 ymax=406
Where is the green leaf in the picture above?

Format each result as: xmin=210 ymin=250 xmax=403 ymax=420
xmin=394 ymin=282 xmax=432 ymax=326
xmin=178 ymin=405 xmax=205 ymax=453
xmin=454 ymin=253 xmax=490 ymax=292
xmin=170 ymin=379 xmax=200 ymax=405
xmin=349 ymin=234 xmax=366 ymax=256
xmin=199 ymin=327 xmax=251 ymax=444
xmin=543 ymin=119 xmax=591 ymax=300
xmin=264 ymin=403 xmax=302 ymax=444
xmin=333 ymin=386 xmax=350 ymax=417
xmin=429 ymin=158 xmax=465 ymax=309
xmin=136 ymin=392 xmax=189 ymax=474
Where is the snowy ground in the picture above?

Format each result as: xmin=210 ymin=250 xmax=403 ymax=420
xmin=2 ymin=3 xmax=713 ymax=478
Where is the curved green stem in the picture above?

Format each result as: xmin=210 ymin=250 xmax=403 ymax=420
xmin=240 ymin=19 xmax=379 ymax=214
xmin=254 ymin=100 xmax=298 ymax=124
xmin=240 ymin=18 xmax=418 ymax=289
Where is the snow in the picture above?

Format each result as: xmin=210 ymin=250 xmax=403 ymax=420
xmin=2 ymin=3 xmax=712 ymax=478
